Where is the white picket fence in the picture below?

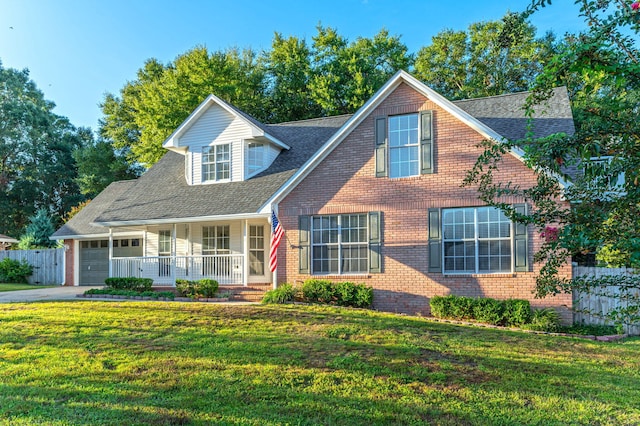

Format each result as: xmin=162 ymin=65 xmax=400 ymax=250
xmin=0 ymin=248 xmax=64 ymax=285
xmin=573 ymin=266 xmax=640 ymax=335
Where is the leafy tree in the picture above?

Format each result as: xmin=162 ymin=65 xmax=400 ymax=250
xmin=414 ymin=12 xmax=556 ymax=99
xmin=73 ymin=130 xmax=142 ymax=198
xmin=464 ymin=1 xmax=640 ymax=299
xmin=0 ymin=61 xmax=85 ymax=236
xmin=19 ymin=208 xmax=57 ymax=249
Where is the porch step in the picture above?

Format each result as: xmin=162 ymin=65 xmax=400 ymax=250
xmin=219 ymin=284 xmax=269 ymax=302
xmin=230 ymin=291 xmax=267 ymax=302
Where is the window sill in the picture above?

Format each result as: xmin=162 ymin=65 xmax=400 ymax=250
xmin=443 ymin=273 xmax=517 ymax=278
xmin=310 ymin=274 xmax=372 ymax=279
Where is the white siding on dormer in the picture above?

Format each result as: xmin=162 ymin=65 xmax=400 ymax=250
xmin=180 ymin=104 xmax=255 ymax=185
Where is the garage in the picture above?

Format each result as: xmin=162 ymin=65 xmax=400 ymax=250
xmin=79 ymin=238 xmax=143 ymax=286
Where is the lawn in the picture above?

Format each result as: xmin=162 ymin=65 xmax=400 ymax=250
xmin=0 ymin=283 xmax=56 ymax=292
xmin=0 ymin=302 xmax=638 ymax=425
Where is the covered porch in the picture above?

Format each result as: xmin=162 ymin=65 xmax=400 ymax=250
xmin=107 ymin=216 xmax=273 ymax=286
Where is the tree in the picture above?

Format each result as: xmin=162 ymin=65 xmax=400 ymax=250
xmin=414 ymin=12 xmax=557 ymax=99
xmin=0 ymin=61 xmax=85 ymax=236
xmin=18 ymin=208 xmax=57 ymax=249
xmin=73 ymin=130 xmax=142 ymax=198
xmin=464 ymin=1 xmax=640 ymax=301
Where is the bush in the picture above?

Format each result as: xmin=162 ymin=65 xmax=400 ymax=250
xmin=104 ymin=277 xmax=153 ymax=292
xmin=353 ymin=284 xmax=373 ymax=308
xmin=176 ymin=279 xmax=219 ymax=298
xmin=429 ymin=296 xmax=450 ymax=318
xmin=262 ymin=283 xmax=297 ymax=304
xmin=0 ymin=258 xmax=34 ymax=283
xmin=521 ymin=308 xmax=561 ymax=332
xmin=451 ymin=296 xmax=475 ymax=320
xmin=301 ymin=279 xmax=335 ymax=303
xmin=85 ymin=288 xmax=175 ymax=299
xmin=473 ymin=298 xmax=505 ymax=325
xmin=503 ymin=299 xmax=532 ymax=326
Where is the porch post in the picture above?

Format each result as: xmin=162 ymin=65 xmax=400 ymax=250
xmin=243 ymin=219 xmax=249 ymax=286
xmin=172 ymin=223 xmax=177 ymax=284
xmin=108 ymin=228 xmax=113 ymax=278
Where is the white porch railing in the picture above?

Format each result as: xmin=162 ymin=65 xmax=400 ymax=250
xmin=111 ymin=254 xmax=244 ymax=285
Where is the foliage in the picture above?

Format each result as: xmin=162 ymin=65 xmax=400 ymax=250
xmin=261 ymin=283 xmax=297 ymax=304
xmin=414 ymin=12 xmax=557 ymax=100
xmin=463 ymin=1 xmax=640 ymax=323
xmin=0 ymin=61 xmax=85 ymax=236
xmin=104 ymin=277 xmax=153 ymax=292
xmin=62 ymin=200 xmax=91 ymax=223
xmin=19 ymin=208 xmax=57 ymax=248
xmin=560 ymin=323 xmax=618 ymax=336
xmin=1 ymin=303 xmax=639 ymax=424
xmin=301 ymin=279 xmax=335 ymax=303
xmin=100 ymin=28 xmax=411 ymax=166
xmin=430 ymin=295 xmax=532 ymax=327
xmin=300 ymin=279 xmax=373 ymax=308
xmin=73 ymin=135 xmax=141 ymax=198
xmin=521 ymin=308 xmax=561 ymax=333
xmin=175 ymin=278 xmax=219 ymax=298
xmin=84 ymin=288 xmax=175 ymax=299
xmin=0 ymin=257 xmax=33 ymax=283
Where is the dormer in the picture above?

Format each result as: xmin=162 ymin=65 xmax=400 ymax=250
xmin=162 ymin=94 xmax=289 ymax=186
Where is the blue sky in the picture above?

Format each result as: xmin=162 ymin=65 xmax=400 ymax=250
xmin=0 ymin=0 xmax=586 ymax=130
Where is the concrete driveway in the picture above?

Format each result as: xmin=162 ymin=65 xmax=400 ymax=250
xmin=0 ymin=286 xmax=101 ymax=303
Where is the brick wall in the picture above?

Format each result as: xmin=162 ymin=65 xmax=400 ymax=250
xmin=64 ymin=239 xmax=75 ymax=286
xmin=278 ymin=82 xmax=572 ymax=323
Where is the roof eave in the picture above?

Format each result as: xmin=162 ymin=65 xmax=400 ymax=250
xmin=93 ymin=212 xmax=270 ymax=228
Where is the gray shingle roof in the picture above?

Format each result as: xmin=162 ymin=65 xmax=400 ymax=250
xmin=51 ymin=180 xmax=138 ymax=238
xmin=55 ymin=84 xmax=574 ymax=235
xmin=454 ymin=86 xmax=575 ymax=140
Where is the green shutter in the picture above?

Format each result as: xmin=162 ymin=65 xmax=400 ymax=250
xmin=369 ymin=211 xmax=382 ymax=273
xmin=420 ymin=110 xmax=434 ymax=174
xmin=375 ymin=117 xmax=387 ymax=177
xmin=299 ymin=215 xmax=311 ymax=274
xmin=513 ymin=204 xmax=529 ymax=272
xmin=428 ymin=208 xmax=442 ymax=272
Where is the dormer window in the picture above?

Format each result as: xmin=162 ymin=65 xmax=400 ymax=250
xmin=247 ymin=142 xmax=265 ymax=176
xmin=203 ymin=144 xmax=230 ymax=182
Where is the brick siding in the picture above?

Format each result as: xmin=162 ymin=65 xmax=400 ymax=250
xmin=278 ymin=82 xmax=572 ymax=323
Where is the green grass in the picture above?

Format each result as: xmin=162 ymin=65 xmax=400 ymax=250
xmin=0 ymin=283 xmax=56 ymax=292
xmin=0 ymin=302 xmax=638 ymax=425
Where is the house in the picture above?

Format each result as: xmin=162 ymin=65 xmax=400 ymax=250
xmin=0 ymin=234 xmax=18 ymax=250
xmin=52 ymin=71 xmax=574 ymax=320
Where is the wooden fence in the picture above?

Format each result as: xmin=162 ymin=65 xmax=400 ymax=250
xmin=0 ymin=248 xmax=64 ymax=285
xmin=573 ymin=266 xmax=640 ymax=335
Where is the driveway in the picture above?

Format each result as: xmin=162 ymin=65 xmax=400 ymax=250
xmin=0 ymin=286 xmax=101 ymax=303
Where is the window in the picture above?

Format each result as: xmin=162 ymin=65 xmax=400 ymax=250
xmin=202 ymin=225 xmax=230 ymax=275
xmin=158 ymin=230 xmax=172 ymax=277
xmin=202 ymin=144 xmax=230 ymax=182
xmin=249 ymin=225 xmax=265 ymax=276
xmin=247 ymin=142 xmax=265 ymax=176
xmin=375 ymin=111 xmax=433 ymax=178
xmin=120 ymin=239 xmax=129 ymax=247
xmin=389 ymin=114 xmax=419 ymax=178
xmin=311 ymin=214 xmax=368 ymax=274
xmin=442 ymin=207 xmax=513 ymax=274
xmin=131 ymin=239 xmax=140 ymax=247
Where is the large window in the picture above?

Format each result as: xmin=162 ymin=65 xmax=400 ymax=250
xmin=388 ymin=114 xmax=419 ymax=178
xmin=443 ymin=207 xmax=512 ymax=273
xmin=247 ymin=142 xmax=265 ymax=176
xmin=312 ymin=214 xmax=368 ymax=274
xmin=202 ymin=144 xmax=230 ymax=182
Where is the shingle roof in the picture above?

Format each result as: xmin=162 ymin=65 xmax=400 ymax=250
xmin=55 ymin=83 xmax=574 ymax=235
xmin=51 ymin=180 xmax=138 ymax=238
xmin=453 ymin=86 xmax=575 ymax=140
xmin=89 ymin=114 xmax=352 ymax=225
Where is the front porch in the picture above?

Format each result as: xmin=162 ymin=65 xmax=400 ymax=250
xmin=107 ymin=217 xmax=273 ymax=287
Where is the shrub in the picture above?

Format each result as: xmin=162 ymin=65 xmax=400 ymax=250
xmin=429 ymin=296 xmax=450 ymax=318
xmin=473 ymin=298 xmax=505 ymax=325
xmin=0 ymin=258 xmax=34 ymax=283
xmin=84 ymin=288 xmax=175 ymax=299
xmin=104 ymin=277 xmax=153 ymax=292
xmin=353 ymin=284 xmax=373 ymax=308
xmin=176 ymin=279 xmax=219 ymax=298
xmin=334 ymin=281 xmax=358 ymax=306
xmin=503 ymin=299 xmax=532 ymax=326
xmin=451 ymin=296 xmax=475 ymax=320
xmin=262 ymin=283 xmax=296 ymax=304
xmin=521 ymin=308 xmax=561 ymax=332
xmin=301 ymin=279 xmax=335 ymax=303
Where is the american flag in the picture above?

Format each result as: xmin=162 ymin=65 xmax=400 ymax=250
xmin=269 ymin=210 xmax=284 ymax=272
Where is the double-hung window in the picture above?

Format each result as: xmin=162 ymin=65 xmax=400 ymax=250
xmin=442 ymin=207 xmax=513 ymax=273
xmin=311 ymin=214 xmax=368 ymax=274
xmin=158 ymin=230 xmax=172 ymax=277
xmin=202 ymin=144 xmax=230 ymax=182
xmin=202 ymin=225 xmax=230 ymax=275
xmin=388 ymin=114 xmax=419 ymax=178
xmin=247 ymin=142 xmax=265 ymax=176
